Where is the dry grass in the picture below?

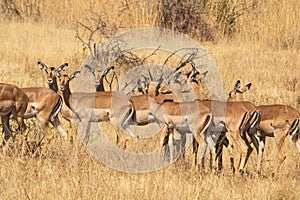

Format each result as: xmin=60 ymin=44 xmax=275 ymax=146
xmin=0 ymin=0 xmax=300 ymax=199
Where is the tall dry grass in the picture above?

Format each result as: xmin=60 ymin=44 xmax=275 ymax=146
xmin=0 ymin=0 xmax=299 ymax=199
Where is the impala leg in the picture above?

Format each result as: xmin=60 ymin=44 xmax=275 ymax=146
xmin=40 ymin=121 xmax=53 ymax=156
xmin=159 ymin=123 xmax=170 ymax=149
xmin=272 ymin=131 xmax=286 ymax=176
xmin=192 ymin=138 xmax=199 ymax=167
xmin=70 ymin=119 xmax=79 ymax=143
xmin=241 ymin=130 xmax=253 ymax=169
xmin=227 ymin=143 xmax=236 ymax=173
xmin=217 ymin=142 xmax=224 ymax=171
xmin=174 ymin=130 xmax=185 ymax=159
xmin=199 ymin=142 xmax=209 ymax=172
xmin=229 ymin=128 xmax=249 ymax=173
xmin=195 ymin=115 xmax=214 ymax=172
xmin=110 ymin=119 xmax=132 ymax=149
xmin=1 ymin=116 xmax=11 ymax=142
xmin=168 ymin=130 xmax=174 ymax=162
xmin=51 ymin=116 xmax=67 ymax=140
xmin=216 ymin=132 xmax=228 ymax=171
xmin=256 ymin=136 xmax=265 ymax=174
xmin=193 ymin=131 xmax=205 ymax=167
xmin=64 ymin=112 xmax=79 ymax=143
xmin=81 ymin=119 xmax=91 ymax=146
xmin=205 ymin=134 xmax=217 ymax=171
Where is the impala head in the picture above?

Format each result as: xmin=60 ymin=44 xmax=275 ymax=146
xmin=175 ymin=61 xmax=207 ymax=82
xmin=85 ymin=65 xmax=115 ymax=91
xmin=189 ymin=70 xmax=208 ymax=84
xmin=58 ymin=71 xmax=81 ymax=91
xmin=147 ymin=70 xmax=165 ymax=97
xmin=38 ymin=61 xmax=68 ymax=92
xmin=228 ymin=80 xmax=252 ymax=101
xmin=137 ymin=77 xmax=149 ymax=94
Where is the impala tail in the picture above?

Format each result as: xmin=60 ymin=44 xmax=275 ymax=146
xmin=240 ymin=111 xmax=261 ymax=152
xmin=288 ymin=118 xmax=300 ymax=153
xmin=289 ymin=118 xmax=299 ymax=143
xmin=50 ymin=95 xmax=68 ymax=138
xmin=247 ymin=111 xmax=261 ymax=130
xmin=50 ymin=95 xmax=63 ymax=122
xmin=121 ymin=105 xmax=136 ymax=138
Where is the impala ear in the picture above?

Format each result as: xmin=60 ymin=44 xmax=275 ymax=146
xmin=52 ymin=69 xmax=61 ymax=78
xmin=85 ymin=65 xmax=95 ymax=76
xmin=234 ymin=80 xmax=241 ymax=90
xmin=103 ymin=66 xmax=114 ymax=76
xmin=228 ymin=90 xmax=234 ymax=98
xmin=137 ymin=79 xmax=142 ymax=87
xmin=38 ymin=61 xmax=49 ymax=73
xmin=202 ymin=70 xmax=208 ymax=78
xmin=70 ymin=71 xmax=81 ymax=80
xmin=245 ymin=83 xmax=252 ymax=90
xmin=173 ymin=72 xmax=182 ymax=85
xmin=57 ymin=63 xmax=68 ymax=72
xmin=137 ymin=79 xmax=144 ymax=94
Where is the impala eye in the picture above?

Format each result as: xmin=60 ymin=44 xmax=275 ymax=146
xmin=95 ymin=81 xmax=100 ymax=86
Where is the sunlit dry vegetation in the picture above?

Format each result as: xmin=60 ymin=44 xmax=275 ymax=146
xmin=0 ymin=0 xmax=299 ymax=199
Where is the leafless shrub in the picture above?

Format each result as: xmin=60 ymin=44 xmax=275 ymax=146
xmin=157 ymin=0 xmax=259 ymax=40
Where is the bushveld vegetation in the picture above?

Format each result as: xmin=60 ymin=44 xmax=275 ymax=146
xmin=0 ymin=0 xmax=299 ymax=199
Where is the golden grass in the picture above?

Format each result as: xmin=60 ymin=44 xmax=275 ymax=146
xmin=0 ymin=0 xmax=300 ymax=199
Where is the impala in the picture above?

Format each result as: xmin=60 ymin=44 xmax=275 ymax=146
xmin=227 ymin=80 xmax=260 ymax=147
xmin=176 ymin=65 xmax=260 ymax=173
xmin=227 ymin=80 xmax=252 ymax=102
xmin=130 ymin=68 xmax=221 ymax=169
xmin=256 ymin=105 xmax=300 ymax=174
xmin=0 ymin=83 xmax=28 ymax=146
xmin=57 ymin=71 xmax=136 ymax=148
xmin=228 ymin=80 xmax=300 ymax=175
xmin=38 ymin=61 xmax=77 ymax=142
xmin=38 ymin=61 xmax=68 ymax=92
xmin=86 ymin=66 xmax=180 ymax=145
xmin=141 ymin=78 xmax=211 ymax=159
xmin=175 ymin=63 xmax=209 ymax=100
xmin=20 ymin=87 xmax=67 ymax=153
xmin=85 ymin=64 xmax=119 ymax=92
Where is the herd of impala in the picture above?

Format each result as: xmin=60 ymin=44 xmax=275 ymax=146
xmin=0 ymin=61 xmax=299 ymax=176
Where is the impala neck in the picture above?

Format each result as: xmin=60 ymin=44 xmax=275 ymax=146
xmin=95 ymin=77 xmax=105 ymax=92
xmin=61 ymin=82 xmax=72 ymax=109
xmin=191 ymin=82 xmax=201 ymax=100
xmin=48 ymin=77 xmax=59 ymax=93
xmin=228 ymin=90 xmax=245 ymax=101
